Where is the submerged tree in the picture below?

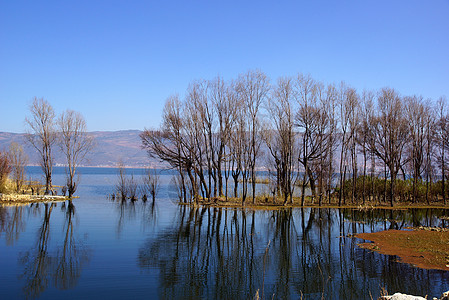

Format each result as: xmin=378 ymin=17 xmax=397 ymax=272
xmin=25 ymin=97 xmax=57 ymax=194
xmin=116 ymin=161 xmax=128 ymax=201
xmin=143 ymin=168 xmax=160 ymax=203
xmin=58 ymin=110 xmax=94 ymax=197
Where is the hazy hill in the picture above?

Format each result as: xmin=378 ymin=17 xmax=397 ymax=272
xmin=0 ymin=130 xmax=161 ymax=168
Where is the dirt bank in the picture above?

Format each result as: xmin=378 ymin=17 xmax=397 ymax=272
xmin=356 ymin=229 xmax=449 ymax=271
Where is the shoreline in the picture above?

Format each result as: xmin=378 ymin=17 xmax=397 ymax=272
xmin=179 ymin=197 xmax=449 ymax=210
xmin=0 ymin=194 xmax=71 ymax=204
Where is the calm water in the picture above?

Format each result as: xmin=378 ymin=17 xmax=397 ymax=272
xmin=1 ymin=167 xmax=448 ymax=299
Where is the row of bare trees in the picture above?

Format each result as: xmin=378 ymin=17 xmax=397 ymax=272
xmin=141 ymin=70 xmax=449 ymax=206
xmin=24 ymin=97 xmax=93 ymax=197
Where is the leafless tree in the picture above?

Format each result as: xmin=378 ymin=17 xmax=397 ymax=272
xmin=265 ymin=76 xmax=297 ymax=205
xmin=210 ymin=76 xmax=238 ymax=198
xmin=58 ymin=110 xmax=94 ymax=197
xmin=315 ymin=82 xmax=334 ymax=206
xmin=127 ymin=174 xmax=139 ymax=202
xmin=185 ymin=81 xmax=211 ymax=201
xmin=25 ymin=97 xmax=57 ymax=194
xmin=221 ymin=82 xmax=239 ymax=200
xmin=228 ymin=99 xmax=246 ymax=199
xmin=337 ymin=84 xmax=358 ymax=205
xmin=116 ymin=161 xmax=128 ymax=201
xmin=436 ymin=97 xmax=448 ymax=204
xmin=237 ymin=70 xmax=270 ymax=204
xmin=143 ymin=168 xmax=160 ymax=203
xmin=141 ymin=95 xmax=191 ymax=202
xmin=0 ymin=150 xmax=11 ymax=193
xmin=357 ymin=90 xmax=375 ymax=204
xmin=8 ymin=142 xmax=28 ymax=193
xmin=365 ymin=88 xmax=409 ymax=206
xmin=404 ymin=96 xmax=428 ymax=202
xmin=347 ymin=89 xmax=359 ymax=204
xmin=295 ymin=74 xmax=323 ymax=206
xmin=423 ymin=102 xmax=436 ymax=204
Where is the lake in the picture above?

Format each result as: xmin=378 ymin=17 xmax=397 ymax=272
xmin=1 ymin=167 xmax=448 ymax=299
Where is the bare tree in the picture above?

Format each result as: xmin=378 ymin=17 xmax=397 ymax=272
xmin=365 ymin=88 xmax=409 ymax=206
xmin=295 ymin=74 xmax=325 ymax=206
xmin=8 ymin=142 xmax=28 ymax=193
xmin=116 ymin=161 xmax=128 ymax=200
xmin=0 ymin=150 xmax=11 ymax=193
xmin=423 ymin=103 xmax=436 ymax=204
xmin=25 ymin=97 xmax=57 ymax=194
xmin=315 ymin=82 xmax=334 ymax=206
xmin=436 ymin=97 xmax=448 ymax=204
xmin=404 ymin=96 xmax=429 ymax=202
xmin=337 ymin=84 xmax=358 ymax=206
xmin=143 ymin=168 xmax=160 ymax=203
xmin=237 ymin=70 xmax=270 ymax=204
xmin=58 ymin=110 xmax=94 ymax=197
xmin=265 ymin=76 xmax=297 ymax=205
xmin=210 ymin=76 xmax=238 ymax=198
xmin=141 ymin=95 xmax=196 ymax=203
xmin=357 ymin=90 xmax=375 ymax=204
xmin=127 ymin=173 xmax=138 ymax=202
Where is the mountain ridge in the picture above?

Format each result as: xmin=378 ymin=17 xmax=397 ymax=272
xmin=0 ymin=130 xmax=161 ymax=168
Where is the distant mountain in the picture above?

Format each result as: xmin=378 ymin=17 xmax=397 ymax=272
xmin=0 ymin=130 xmax=162 ymax=168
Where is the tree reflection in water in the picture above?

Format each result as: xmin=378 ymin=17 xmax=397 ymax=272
xmin=0 ymin=204 xmax=25 ymax=245
xmin=138 ymin=206 xmax=449 ymax=300
xmin=18 ymin=201 xmax=91 ymax=298
xmin=114 ymin=198 xmax=158 ymax=236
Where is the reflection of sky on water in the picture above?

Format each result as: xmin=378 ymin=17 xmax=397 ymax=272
xmin=0 ymin=167 xmax=448 ymax=299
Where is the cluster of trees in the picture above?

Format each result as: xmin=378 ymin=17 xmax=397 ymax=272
xmin=114 ymin=164 xmax=160 ymax=203
xmin=141 ymin=70 xmax=449 ymax=206
xmin=0 ymin=97 xmax=93 ymax=197
xmin=24 ymin=97 xmax=94 ymax=197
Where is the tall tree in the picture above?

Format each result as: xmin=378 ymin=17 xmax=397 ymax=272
xmin=436 ymin=97 xmax=448 ymax=205
xmin=8 ymin=142 xmax=28 ymax=193
xmin=237 ymin=70 xmax=270 ymax=204
xmin=323 ymin=84 xmax=339 ymax=204
xmin=25 ymin=97 xmax=57 ymax=194
xmin=0 ymin=150 xmax=11 ymax=193
xmin=58 ymin=110 xmax=94 ymax=197
xmin=141 ymin=95 xmax=191 ymax=203
xmin=404 ymin=96 xmax=428 ymax=202
xmin=365 ymin=88 xmax=409 ymax=206
xmin=295 ymin=74 xmax=322 ymax=206
xmin=357 ymin=90 xmax=375 ymax=204
xmin=210 ymin=76 xmax=237 ymax=198
xmin=265 ymin=76 xmax=296 ymax=205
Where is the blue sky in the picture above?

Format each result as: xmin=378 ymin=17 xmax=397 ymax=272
xmin=1 ymin=0 xmax=448 ymax=133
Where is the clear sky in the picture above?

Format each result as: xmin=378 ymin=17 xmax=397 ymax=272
xmin=1 ymin=0 xmax=448 ymax=133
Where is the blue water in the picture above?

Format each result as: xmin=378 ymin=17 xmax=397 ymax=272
xmin=0 ymin=167 xmax=448 ymax=299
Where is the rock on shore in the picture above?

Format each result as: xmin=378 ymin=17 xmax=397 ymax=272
xmin=379 ymin=291 xmax=448 ymax=300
